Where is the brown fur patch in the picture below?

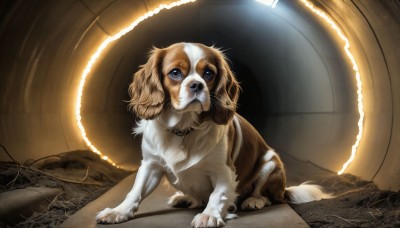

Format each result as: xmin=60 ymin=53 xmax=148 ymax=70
xmin=161 ymin=43 xmax=190 ymax=108
xmin=229 ymin=115 xmax=266 ymax=196
xmin=229 ymin=115 xmax=286 ymax=203
xmin=128 ymin=48 xmax=165 ymax=119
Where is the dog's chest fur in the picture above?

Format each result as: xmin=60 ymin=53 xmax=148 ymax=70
xmin=137 ymin=117 xmax=236 ymax=202
xmin=166 ymin=166 xmax=214 ymax=201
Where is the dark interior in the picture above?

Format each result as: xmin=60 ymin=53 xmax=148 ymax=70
xmin=0 ymin=0 xmax=399 ymax=190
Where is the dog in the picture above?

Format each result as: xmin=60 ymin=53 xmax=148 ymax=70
xmin=96 ymin=42 xmax=331 ymax=227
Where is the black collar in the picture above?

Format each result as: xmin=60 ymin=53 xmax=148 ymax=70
xmin=170 ymin=127 xmax=194 ymax=136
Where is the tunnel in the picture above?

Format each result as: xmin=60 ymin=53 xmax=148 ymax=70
xmin=0 ymin=0 xmax=399 ymax=226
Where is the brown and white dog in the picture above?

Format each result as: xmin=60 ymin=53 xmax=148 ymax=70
xmin=96 ymin=43 xmax=331 ymax=227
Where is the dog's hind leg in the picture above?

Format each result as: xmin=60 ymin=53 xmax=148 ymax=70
xmin=241 ymin=149 xmax=285 ymax=211
xmin=240 ymin=159 xmax=275 ymax=211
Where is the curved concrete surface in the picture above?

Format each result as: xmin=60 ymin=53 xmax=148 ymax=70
xmin=0 ymin=0 xmax=399 ymax=190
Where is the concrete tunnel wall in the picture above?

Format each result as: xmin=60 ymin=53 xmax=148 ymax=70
xmin=0 ymin=0 xmax=399 ymax=190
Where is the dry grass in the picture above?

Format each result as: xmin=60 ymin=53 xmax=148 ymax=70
xmin=0 ymin=145 xmax=132 ymax=227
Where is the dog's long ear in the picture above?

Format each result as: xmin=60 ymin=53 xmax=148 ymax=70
xmin=209 ymin=50 xmax=240 ymax=125
xmin=128 ymin=48 xmax=165 ymax=119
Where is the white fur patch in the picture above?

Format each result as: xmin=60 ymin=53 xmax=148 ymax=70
xmin=264 ymin=149 xmax=277 ymax=162
xmin=259 ymin=160 xmax=276 ymax=177
xmin=286 ymin=183 xmax=334 ymax=204
xmin=184 ymin=43 xmax=204 ymax=73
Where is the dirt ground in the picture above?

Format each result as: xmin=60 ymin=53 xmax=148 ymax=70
xmin=0 ymin=150 xmax=131 ymax=227
xmin=290 ymin=174 xmax=400 ymax=227
xmin=281 ymin=151 xmax=400 ymax=228
xmin=1 ymin=150 xmax=399 ymax=227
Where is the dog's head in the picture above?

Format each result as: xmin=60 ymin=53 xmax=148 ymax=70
xmin=128 ymin=42 xmax=240 ymax=125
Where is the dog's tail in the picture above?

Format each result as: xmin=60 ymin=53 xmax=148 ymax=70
xmin=285 ymin=182 xmax=334 ymax=204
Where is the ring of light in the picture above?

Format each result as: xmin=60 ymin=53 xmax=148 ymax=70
xmin=75 ymin=0 xmax=364 ymax=174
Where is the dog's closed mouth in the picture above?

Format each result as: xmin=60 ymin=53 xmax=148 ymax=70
xmin=175 ymin=99 xmax=205 ymax=112
xmin=190 ymin=99 xmax=203 ymax=107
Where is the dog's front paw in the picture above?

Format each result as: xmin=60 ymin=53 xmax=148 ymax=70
xmin=241 ymin=196 xmax=271 ymax=211
xmin=168 ymin=192 xmax=202 ymax=209
xmin=96 ymin=207 xmax=134 ymax=224
xmin=191 ymin=213 xmax=225 ymax=228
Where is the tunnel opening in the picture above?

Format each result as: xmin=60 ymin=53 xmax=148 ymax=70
xmin=82 ymin=0 xmax=358 ymax=172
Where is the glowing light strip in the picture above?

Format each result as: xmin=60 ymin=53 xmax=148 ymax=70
xmin=300 ymin=0 xmax=364 ymax=175
xmin=75 ymin=0 xmax=197 ymax=169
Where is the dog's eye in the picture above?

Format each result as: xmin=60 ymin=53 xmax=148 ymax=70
xmin=168 ymin=68 xmax=183 ymax=81
xmin=203 ymin=68 xmax=215 ymax=81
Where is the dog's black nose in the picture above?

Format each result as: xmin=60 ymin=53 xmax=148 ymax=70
xmin=189 ymin=81 xmax=204 ymax=93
